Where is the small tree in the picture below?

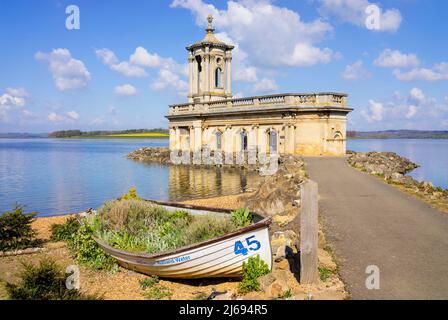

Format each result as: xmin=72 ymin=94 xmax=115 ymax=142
xmin=0 ymin=204 xmax=38 ymax=251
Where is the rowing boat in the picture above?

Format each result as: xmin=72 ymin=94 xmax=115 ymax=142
xmin=80 ymin=200 xmax=272 ymax=279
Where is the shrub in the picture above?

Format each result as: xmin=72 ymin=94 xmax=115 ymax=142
xmin=0 ymin=205 xmax=38 ymax=251
xmin=5 ymin=258 xmax=99 ymax=300
xmin=50 ymin=217 xmax=80 ymax=242
xmin=122 ymin=187 xmax=141 ymax=200
xmin=231 ymin=208 xmax=252 ymax=227
xmin=70 ymin=224 xmax=116 ymax=271
xmin=239 ymin=255 xmax=270 ymax=294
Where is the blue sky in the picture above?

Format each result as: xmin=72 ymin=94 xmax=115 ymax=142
xmin=0 ymin=0 xmax=447 ymax=132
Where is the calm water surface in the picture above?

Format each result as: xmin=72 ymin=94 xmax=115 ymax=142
xmin=348 ymin=139 xmax=448 ymax=190
xmin=1 ymin=138 xmax=446 ymax=216
xmin=0 ymin=138 xmax=262 ymax=216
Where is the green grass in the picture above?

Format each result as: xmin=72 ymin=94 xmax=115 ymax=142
xmin=139 ymin=276 xmax=159 ymax=289
xmin=275 ymin=289 xmax=293 ymax=300
xmin=319 ymin=267 xmax=333 ymax=282
xmin=144 ymin=285 xmax=172 ymax=300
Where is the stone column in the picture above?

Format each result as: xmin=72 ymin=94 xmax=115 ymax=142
xmin=257 ymin=126 xmax=267 ymax=154
xmin=193 ymin=123 xmax=202 ymax=152
xmin=205 ymin=48 xmax=210 ymax=99
xmin=188 ymin=53 xmax=194 ymax=103
xmin=169 ymin=127 xmax=175 ymax=150
xmin=224 ymin=126 xmax=233 ymax=164
xmin=175 ymin=127 xmax=181 ymax=151
xmin=189 ymin=126 xmax=195 ymax=152
xmin=286 ymin=125 xmax=295 ymax=154
xmin=226 ymin=55 xmax=232 ymax=97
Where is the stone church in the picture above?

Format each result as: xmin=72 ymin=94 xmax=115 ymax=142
xmin=167 ymin=15 xmax=353 ymax=157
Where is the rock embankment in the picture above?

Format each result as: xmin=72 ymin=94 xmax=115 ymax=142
xmin=127 ymin=147 xmax=170 ymax=163
xmin=244 ymin=156 xmax=307 ymax=228
xmin=347 ymin=151 xmax=448 ymax=212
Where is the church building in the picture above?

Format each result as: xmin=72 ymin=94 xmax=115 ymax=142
xmin=166 ymin=15 xmax=353 ymax=157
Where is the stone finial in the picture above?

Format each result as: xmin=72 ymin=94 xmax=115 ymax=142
xmin=207 ymin=14 xmax=213 ymax=28
xmin=206 ymin=14 xmax=214 ymax=33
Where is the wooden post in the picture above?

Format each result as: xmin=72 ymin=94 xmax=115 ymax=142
xmin=300 ymin=179 xmax=319 ymax=284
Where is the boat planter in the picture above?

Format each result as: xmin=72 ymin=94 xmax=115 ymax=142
xmin=80 ymin=200 xmax=272 ymax=279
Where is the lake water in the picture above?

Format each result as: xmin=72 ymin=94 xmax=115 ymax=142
xmin=0 ymin=138 xmax=262 ymax=216
xmin=348 ymin=139 xmax=448 ymax=190
xmin=1 ymin=138 xmax=446 ymax=217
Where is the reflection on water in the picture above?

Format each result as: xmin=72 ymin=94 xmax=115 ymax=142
xmin=348 ymin=139 xmax=448 ymax=189
xmin=0 ymin=138 xmax=262 ymax=217
xmin=168 ymin=165 xmax=261 ymax=201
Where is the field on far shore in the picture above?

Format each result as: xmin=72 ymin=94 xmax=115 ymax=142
xmin=105 ymin=133 xmax=169 ymax=138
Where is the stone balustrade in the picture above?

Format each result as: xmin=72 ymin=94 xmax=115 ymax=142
xmin=168 ymin=92 xmax=348 ymax=116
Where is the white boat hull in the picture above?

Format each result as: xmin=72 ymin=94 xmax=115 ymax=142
xmin=91 ymin=201 xmax=272 ymax=279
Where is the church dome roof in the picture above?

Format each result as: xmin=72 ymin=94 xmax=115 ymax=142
xmin=186 ymin=15 xmax=234 ymax=51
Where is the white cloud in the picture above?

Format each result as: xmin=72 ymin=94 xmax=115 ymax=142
xmin=114 ymin=84 xmax=138 ymax=96
xmin=408 ymin=88 xmax=425 ymax=105
xmin=0 ymin=87 xmax=29 ymax=121
xmin=362 ymin=99 xmax=385 ymax=122
xmin=171 ymin=0 xmax=334 ymax=69
xmin=252 ymin=78 xmax=278 ymax=94
xmin=95 ymin=48 xmax=147 ymax=77
xmin=66 ymin=111 xmax=80 ymax=120
xmin=48 ymin=112 xmax=64 ymax=122
xmin=406 ymin=105 xmax=418 ymax=119
xmin=342 ymin=60 xmax=371 ymax=80
xmin=35 ymin=49 xmax=91 ymax=91
xmin=393 ymin=63 xmax=448 ymax=81
xmin=317 ymin=0 xmax=402 ymax=32
xmin=374 ymin=49 xmax=420 ymax=68
xmin=150 ymin=69 xmax=188 ymax=94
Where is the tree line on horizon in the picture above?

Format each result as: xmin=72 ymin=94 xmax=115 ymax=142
xmin=48 ymin=128 xmax=169 ymax=138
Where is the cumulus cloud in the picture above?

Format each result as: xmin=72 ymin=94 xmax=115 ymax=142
xmin=252 ymin=78 xmax=278 ymax=94
xmin=150 ymin=69 xmax=188 ymax=94
xmin=95 ymin=48 xmax=147 ymax=77
xmin=317 ymin=0 xmax=402 ymax=32
xmin=358 ymin=88 xmax=448 ymax=129
xmin=35 ymin=49 xmax=91 ymax=91
xmin=171 ymin=0 xmax=335 ymax=71
xmin=362 ymin=99 xmax=385 ymax=122
xmin=0 ymin=88 xmax=29 ymax=121
xmin=114 ymin=84 xmax=138 ymax=96
xmin=342 ymin=60 xmax=371 ymax=80
xmin=393 ymin=63 xmax=448 ymax=82
xmin=374 ymin=49 xmax=420 ymax=68
xmin=48 ymin=112 xmax=64 ymax=122
xmin=66 ymin=111 xmax=80 ymax=120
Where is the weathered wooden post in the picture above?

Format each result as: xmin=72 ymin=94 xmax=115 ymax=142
xmin=300 ymin=179 xmax=319 ymax=284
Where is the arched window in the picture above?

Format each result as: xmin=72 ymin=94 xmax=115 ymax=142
xmin=268 ymin=130 xmax=277 ymax=154
xmin=240 ymin=130 xmax=248 ymax=151
xmin=215 ymin=68 xmax=222 ymax=88
xmin=215 ymin=131 xmax=222 ymax=150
